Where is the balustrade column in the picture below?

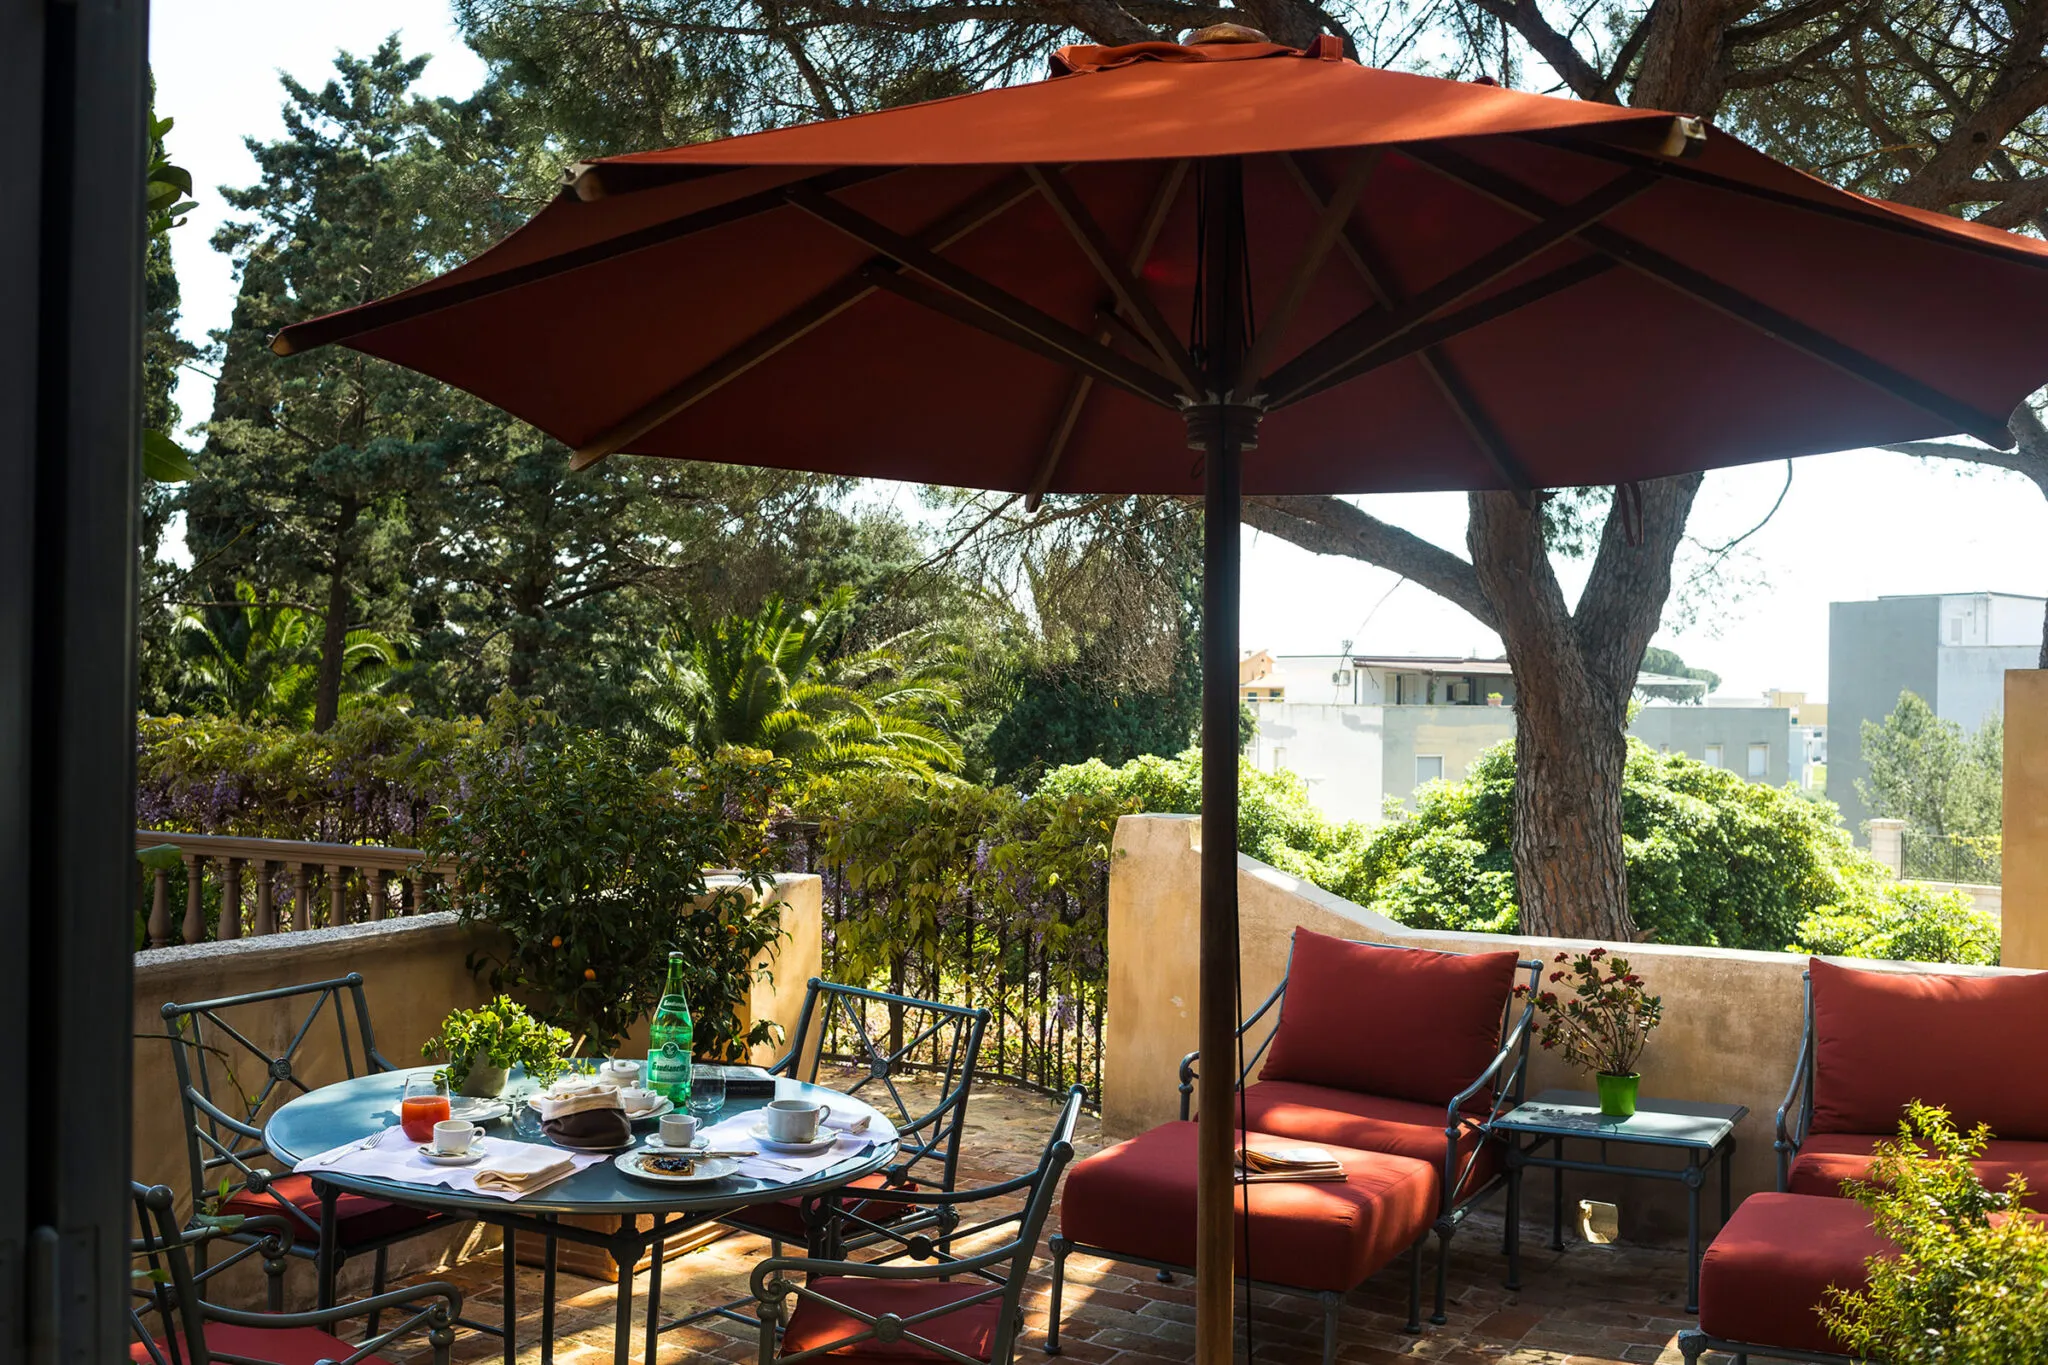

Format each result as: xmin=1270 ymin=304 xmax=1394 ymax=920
xmin=220 ymin=858 xmax=243 ymax=940
xmin=327 ymin=863 xmax=346 ymax=926
xmin=291 ymin=864 xmax=311 ymax=931
xmin=181 ymin=853 xmax=206 ymax=944
xmin=254 ymin=859 xmax=275 ymax=936
xmin=366 ymin=868 xmax=386 ymax=921
xmin=148 ymin=867 xmax=172 ymax=948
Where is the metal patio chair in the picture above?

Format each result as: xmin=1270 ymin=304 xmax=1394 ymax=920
xmin=751 ymin=1085 xmax=1084 ymax=1365
xmin=130 ymin=1181 xmax=461 ymax=1365
xmin=659 ymin=978 xmax=990 ymax=1336
xmin=160 ymin=974 xmax=469 ymax=1314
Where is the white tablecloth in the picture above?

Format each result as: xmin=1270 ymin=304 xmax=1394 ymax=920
xmin=699 ymin=1108 xmax=898 ymax=1183
xmin=292 ymin=1127 xmax=608 ymax=1201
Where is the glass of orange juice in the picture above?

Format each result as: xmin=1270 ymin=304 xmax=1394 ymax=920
xmin=400 ymin=1073 xmax=452 ymax=1143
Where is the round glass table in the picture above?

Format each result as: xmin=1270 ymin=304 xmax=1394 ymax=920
xmin=264 ymin=1067 xmax=897 ymax=1365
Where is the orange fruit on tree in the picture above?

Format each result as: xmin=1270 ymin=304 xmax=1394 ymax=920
xmin=583 ymin=968 xmax=596 ymax=981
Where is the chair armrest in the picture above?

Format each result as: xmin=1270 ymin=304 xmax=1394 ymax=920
xmin=818 ymin=1168 xmax=1040 ymax=1209
xmin=183 ymin=1088 xmax=267 ymax=1142
xmin=202 ymin=1279 xmax=462 ymax=1333
xmin=751 ymin=1240 xmax=1019 ymax=1300
xmin=1774 ymin=1012 xmax=1812 ymax=1191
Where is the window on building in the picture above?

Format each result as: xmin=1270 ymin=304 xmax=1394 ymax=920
xmin=1950 ymin=616 xmax=1965 ymax=645
xmin=1704 ymin=744 xmax=1724 ymax=767
xmin=1272 ymin=747 xmax=1287 ymax=772
xmin=1748 ymin=742 xmax=1769 ymax=778
xmin=1415 ymin=755 xmax=1445 ymax=785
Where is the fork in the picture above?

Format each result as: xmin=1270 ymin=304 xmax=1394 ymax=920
xmin=307 ymin=1130 xmax=390 ymax=1168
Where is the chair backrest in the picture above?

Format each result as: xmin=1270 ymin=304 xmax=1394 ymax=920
xmin=130 ymin=1182 xmax=291 ymax=1365
xmin=772 ymin=978 xmax=989 ymax=1193
xmin=1225 ymin=937 xmax=1543 ymax=1109
xmin=160 ymin=974 xmax=392 ymax=1213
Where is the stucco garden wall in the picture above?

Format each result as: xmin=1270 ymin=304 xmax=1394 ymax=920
xmin=1105 ymin=813 xmax=2020 ymax=1240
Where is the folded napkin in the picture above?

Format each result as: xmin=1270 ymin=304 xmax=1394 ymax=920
xmin=700 ymin=1108 xmax=896 ymax=1183
xmin=474 ymin=1146 xmax=579 ymax=1197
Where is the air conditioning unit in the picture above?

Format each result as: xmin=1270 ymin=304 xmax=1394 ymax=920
xmin=1330 ymin=669 xmax=1353 ymax=687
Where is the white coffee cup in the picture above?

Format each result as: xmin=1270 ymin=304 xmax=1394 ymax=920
xmin=432 ymin=1120 xmax=486 ymax=1155
xmin=659 ymin=1113 xmax=699 ymax=1148
xmin=601 ymin=1059 xmax=642 ymax=1089
xmin=618 ymin=1086 xmax=660 ymax=1114
xmin=763 ymin=1098 xmax=832 ymax=1144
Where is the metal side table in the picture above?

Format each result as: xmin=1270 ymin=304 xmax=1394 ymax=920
xmin=1492 ymin=1089 xmax=1747 ymax=1313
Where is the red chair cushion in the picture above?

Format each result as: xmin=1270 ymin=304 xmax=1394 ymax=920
xmin=724 ymin=1173 xmax=916 ymax=1242
xmin=781 ymin=1277 xmax=1001 ymax=1363
xmin=224 ymin=1174 xmax=439 ymax=1247
xmin=132 ymin=1323 xmax=396 ymax=1364
xmin=1059 ymin=1121 xmax=1437 ymax=1294
xmin=1787 ymin=1132 xmax=2048 ymax=1211
xmin=1809 ymin=957 xmax=2048 ymax=1139
xmin=1698 ymin=1193 xmax=1884 ymax=1356
xmin=1258 ymin=929 xmax=1518 ymax=1107
xmin=1240 ymin=1080 xmax=1502 ymax=1202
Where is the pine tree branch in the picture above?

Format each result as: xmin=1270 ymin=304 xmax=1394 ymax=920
xmin=1240 ymin=493 xmax=1499 ymax=630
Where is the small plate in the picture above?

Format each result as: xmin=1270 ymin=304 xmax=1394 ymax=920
xmin=416 ymin=1145 xmax=486 ymax=1166
xmin=640 ymin=1137 xmax=709 ymax=1155
xmin=748 ymin=1124 xmax=836 ymax=1155
xmin=449 ymin=1097 xmax=512 ymax=1124
xmin=546 ymin=1133 xmax=636 ymax=1154
xmin=614 ymin=1152 xmax=740 ymax=1185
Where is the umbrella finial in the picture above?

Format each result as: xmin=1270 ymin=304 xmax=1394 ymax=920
xmin=1184 ymin=22 xmax=1271 ymax=44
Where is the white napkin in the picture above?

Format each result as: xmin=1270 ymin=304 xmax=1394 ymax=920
xmin=701 ymin=1108 xmax=897 ymax=1183
xmin=292 ymin=1127 xmax=607 ymax=1202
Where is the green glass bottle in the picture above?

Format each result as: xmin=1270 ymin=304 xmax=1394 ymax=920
xmin=647 ymin=952 xmax=694 ymax=1105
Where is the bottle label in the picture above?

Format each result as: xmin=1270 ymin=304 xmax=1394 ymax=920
xmin=648 ymin=1042 xmax=691 ymax=1091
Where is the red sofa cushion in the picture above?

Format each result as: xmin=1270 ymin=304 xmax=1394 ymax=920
xmin=1808 ymin=958 xmax=2048 ymax=1139
xmin=781 ymin=1278 xmax=1001 ymax=1363
xmin=223 ymin=1174 xmax=439 ymax=1247
xmin=1698 ymin=1193 xmax=1883 ymax=1356
xmin=1059 ymin=1120 xmax=1437 ymax=1294
xmin=724 ymin=1173 xmax=916 ymax=1241
xmin=1259 ymin=929 xmax=1518 ymax=1107
xmin=1788 ymin=1132 xmax=2048 ymax=1211
xmin=133 ymin=1323 xmax=396 ymax=1364
xmin=1240 ymin=1080 xmax=1501 ymax=1202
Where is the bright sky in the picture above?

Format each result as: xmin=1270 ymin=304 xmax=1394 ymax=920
xmin=150 ymin=1 xmax=2048 ymax=702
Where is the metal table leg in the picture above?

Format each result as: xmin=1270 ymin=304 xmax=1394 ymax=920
xmin=1684 ymin=1152 xmax=1704 ymax=1314
xmin=542 ymin=1221 xmax=558 ymax=1365
xmin=1503 ymin=1142 xmax=1522 ymax=1291
xmin=1550 ymin=1137 xmax=1566 ymax=1252
xmin=502 ymin=1228 xmax=517 ymax=1365
xmin=1721 ymin=1136 xmax=1736 ymax=1226
xmin=612 ymin=1216 xmax=637 ymax=1365
xmin=645 ymin=1215 xmax=666 ymax=1362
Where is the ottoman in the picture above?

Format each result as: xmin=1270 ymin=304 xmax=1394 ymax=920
xmin=1050 ymin=1121 xmax=1439 ymax=1365
xmin=1678 ymin=1193 xmax=1885 ymax=1363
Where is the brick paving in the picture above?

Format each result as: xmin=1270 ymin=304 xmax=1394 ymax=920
xmin=368 ymin=1079 xmax=1732 ymax=1365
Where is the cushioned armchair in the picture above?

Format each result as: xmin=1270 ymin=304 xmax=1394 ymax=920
xmin=749 ymin=1086 xmax=1083 ymax=1365
xmin=1775 ymin=957 xmax=2048 ymax=1207
xmin=1179 ymin=928 xmax=1541 ymax=1322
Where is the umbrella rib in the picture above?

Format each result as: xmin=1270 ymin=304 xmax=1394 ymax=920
xmin=1235 ymin=151 xmax=1382 ymax=398
xmin=1025 ymin=160 xmax=1190 ymax=512
xmin=270 ymin=165 xmax=891 ymax=358
xmin=1410 ymin=145 xmax=2020 ymax=450
xmin=786 ymin=183 xmax=1185 ymax=409
xmin=570 ymin=171 xmax=1042 ymax=468
xmin=1278 ymin=153 xmax=1535 ymax=494
xmin=1259 ymin=166 xmax=1660 ymax=408
xmin=1027 ymin=164 xmax=1203 ymax=395
xmin=1521 ymin=134 xmax=2048 ymax=272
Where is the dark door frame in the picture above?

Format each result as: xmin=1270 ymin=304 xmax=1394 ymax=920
xmin=3 ymin=1 xmax=148 ymax=1361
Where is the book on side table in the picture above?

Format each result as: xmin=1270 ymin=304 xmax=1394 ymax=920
xmin=1237 ymin=1144 xmax=1346 ymax=1183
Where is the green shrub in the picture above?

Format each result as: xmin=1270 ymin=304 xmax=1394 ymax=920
xmin=1822 ymin=1103 xmax=2048 ymax=1362
xmin=1792 ymin=882 xmax=2000 ymax=965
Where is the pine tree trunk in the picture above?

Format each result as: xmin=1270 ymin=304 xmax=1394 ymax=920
xmin=312 ymin=498 xmax=359 ymax=732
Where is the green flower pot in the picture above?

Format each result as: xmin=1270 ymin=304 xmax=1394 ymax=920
xmin=1597 ymin=1072 xmax=1640 ymax=1118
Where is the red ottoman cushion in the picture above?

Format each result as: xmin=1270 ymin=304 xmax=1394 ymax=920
xmin=1698 ymin=1193 xmax=1884 ymax=1355
xmin=1240 ymin=1081 xmax=1501 ymax=1201
xmin=1787 ymin=1132 xmax=2048 ymax=1211
xmin=782 ymin=1278 xmax=1001 ymax=1363
xmin=1059 ymin=1121 xmax=1437 ymax=1294
xmin=1808 ymin=958 xmax=2048 ymax=1139
xmin=1259 ymin=929 xmax=1519 ymax=1107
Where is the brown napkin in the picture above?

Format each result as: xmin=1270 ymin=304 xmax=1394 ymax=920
xmin=541 ymin=1087 xmax=632 ymax=1148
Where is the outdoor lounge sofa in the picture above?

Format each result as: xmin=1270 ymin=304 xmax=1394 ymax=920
xmin=1048 ymin=930 xmax=1539 ymax=1361
xmin=1776 ymin=957 xmax=2048 ymax=1207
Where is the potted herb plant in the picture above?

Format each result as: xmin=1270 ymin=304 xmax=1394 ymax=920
xmin=1517 ymin=947 xmax=1663 ymax=1117
xmin=424 ymin=996 xmax=573 ymax=1098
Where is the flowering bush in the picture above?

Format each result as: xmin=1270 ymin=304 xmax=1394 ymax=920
xmin=1517 ymin=948 xmax=1663 ymax=1078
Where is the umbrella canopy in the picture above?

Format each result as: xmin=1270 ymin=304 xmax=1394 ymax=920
xmin=274 ymin=34 xmax=2048 ymax=1365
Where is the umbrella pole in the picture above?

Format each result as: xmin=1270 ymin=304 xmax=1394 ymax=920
xmin=1192 ymin=154 xmax=1254 ymax=1365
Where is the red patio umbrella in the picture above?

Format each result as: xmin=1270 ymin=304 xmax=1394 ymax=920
xmin=274 ymin=31 xmax=2048 ymax=1364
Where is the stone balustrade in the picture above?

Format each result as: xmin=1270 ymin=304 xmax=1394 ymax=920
xmin=135 ymin=830 xmax=457 ymax=948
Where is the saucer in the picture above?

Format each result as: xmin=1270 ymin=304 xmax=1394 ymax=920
xmin=417 ymin=1145 xmax=486 ymax=1166
xmin=747 ymin=1124 xmax=836 ymax=1155
xmin=640 ymin=1136 xmax=709 ymax=1155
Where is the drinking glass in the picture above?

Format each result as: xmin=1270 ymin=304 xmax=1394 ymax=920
xmin=400 ymin=1073 xmax=452 ymax=1143
xmin=687 ymin=1070 xmax=725 ymax=1120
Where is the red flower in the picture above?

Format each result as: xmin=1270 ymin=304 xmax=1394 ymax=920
xmin=1550 ymin=971 xmax=1565 ymax=982
xmin=1589 ymin=947 xmax=1607 ymax=959
xmin=1553 ymin=952 xmax=1569 ymax=963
